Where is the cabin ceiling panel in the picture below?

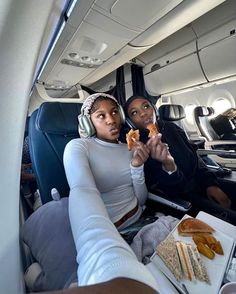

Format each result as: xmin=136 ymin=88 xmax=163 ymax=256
xmin=80 ymin=44 xmax=150 ymax=85
xmin=35 ymin=0 xmax=71 ymax=80
xmin=38 ymin=0 xmax=96 ymax=81
xmin=94 ymin=0 xmax=183 ymax=31
xmin=44 ymin=64 xmax=92 ymax=88
xmin=39 ymin=5 xmax=139 ymax=86
xmin=144 ymin=54 xmax=207 ymax=95
xmin=65 ymin=20 xmax=137 ymax=61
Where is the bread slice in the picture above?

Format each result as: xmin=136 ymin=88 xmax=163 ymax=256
xmin=156 ymin=234 xmax=182 ymax=281
xmin=177 ymin=218 xmax=215 ymax=236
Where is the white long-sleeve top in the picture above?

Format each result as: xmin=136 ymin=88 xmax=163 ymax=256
xmin=63 ymin=137 xmax=158 ymax=290
xmin=67 ymin=164 xmax=158 ymax=291
xmin=63 ymin=137 xmax=148 ymax=224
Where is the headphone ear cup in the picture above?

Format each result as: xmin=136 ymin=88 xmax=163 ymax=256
xmin=78 ymin=115 xmax=96 ymax=137
xmin=118 ymin=105 xmax=126 ymax=124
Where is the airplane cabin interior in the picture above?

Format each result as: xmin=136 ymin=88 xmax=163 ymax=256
xmin=0 ymin=0 xmax=236 ymax=293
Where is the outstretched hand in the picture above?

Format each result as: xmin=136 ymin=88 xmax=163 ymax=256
xmin=206 ymin=186 xmax=231 ymax=208
xmin=131 ymin=141 xmax=150 ymax=167
xmin=146 ymin=133 xmax=176 ymax=172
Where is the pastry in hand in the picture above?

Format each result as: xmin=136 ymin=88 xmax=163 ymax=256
xmin=126 ymin=129 xmax=140 ymax=150
xmin=147 ymin=123 xmax=158 ymax=137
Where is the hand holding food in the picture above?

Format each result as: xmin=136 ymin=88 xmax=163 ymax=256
xmin=126 ymin=129 xmax=140 ymax=150
xmin=130 ymin=141 xmax=150 ymax=167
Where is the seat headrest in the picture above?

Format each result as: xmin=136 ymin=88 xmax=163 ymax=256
xmin=194 ymin=106 xmax=214 ymax=117
xmin=36 ymin=102 xmax=82 ymax=135
xmin=207 ymin=107 xmax=214 ymax=115
xmin=158 ymin=104 xmax=186 ymax=121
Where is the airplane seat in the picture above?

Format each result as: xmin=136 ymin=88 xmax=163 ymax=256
xmin=158 ymin=104 xmax=203 ymax=146
xmin=194 ymin=106 xmax=220 ymax=142
xmin=28 ymin=102 xmax=81 ymax=204
xmin=194 ymin=106 xmax=236 ymax=169
xmin=211 ymin=114 xmax=236 ymax=141
xmin=158 ymin=103 xmax=188 ymax=135
xmin=158 ymin=104 xmax=186 ymax=123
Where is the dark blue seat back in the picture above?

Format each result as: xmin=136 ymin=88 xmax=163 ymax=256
xmin=158 ymin=104 xmax=186 ymax=122
xmin=194 ymin=106 xmax=220 ymax=141
xmin=29 ymin=102 xmax=81 ymax=204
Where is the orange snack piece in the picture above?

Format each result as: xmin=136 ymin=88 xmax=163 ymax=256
xmin=192 ymin=234 xmax=207 ymax=245
xmin=126 ymin=129 xmax=140 ymax=150
xmin=212 ymin=241 xmax=224 ymax=255
xmin=147 ymin=123 xmax=158 ymax=138
xmin=197 ymin=242 xmax=215 ymax=260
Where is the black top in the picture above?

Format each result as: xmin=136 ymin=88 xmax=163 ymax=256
xmin=139 ymin=120 xmax=219 ymax=197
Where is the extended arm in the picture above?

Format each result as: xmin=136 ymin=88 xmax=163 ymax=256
xmin=63 ymin=140 xmax=158 ymax=291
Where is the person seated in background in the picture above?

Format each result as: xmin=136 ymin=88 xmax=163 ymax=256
xmin=63 ymin=93 xmax=161 ymax=241
xmin=124 ymin=95 xmax=236 ymax=225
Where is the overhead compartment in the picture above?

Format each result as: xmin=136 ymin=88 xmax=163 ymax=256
xmin=144 ymin=52 xmax=207 ymax=94
xmin=199 ymin=34 xmax=236 ymax=81
xmin=130 ymin=0 xmax=224 ymax=47
xmin=198 ymin=19 xmax=236 ymax=81
xmin=140 ymin=0 xmax=236 ymax=95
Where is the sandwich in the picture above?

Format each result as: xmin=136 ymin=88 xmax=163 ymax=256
xmin=176 ymin=241 xmax=195 ymax=281
xmin=126 ymin=129 xmax=140 ymax=150
xmin=156 ymin=235 xmax=210 ymax=283
xmin=156 ymin=234 xmax=183 ymax=281
xmin=177 ymin=218 xmax=215 ymax=236
xmin=186 ymin=243 xmax=210 ymax=283
xmin=147 ymin=123 xmax=158 ymax=137
xmin=176 ymin=241 xmax=210 ymax=283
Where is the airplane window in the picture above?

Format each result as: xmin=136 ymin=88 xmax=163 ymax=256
xmin=185 ymin=104 xmax=197 ymax=125
xmin=211 ymin=98 xmax=232 ymax=116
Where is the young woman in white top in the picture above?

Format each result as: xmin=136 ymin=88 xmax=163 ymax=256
xmin=63 ymin=93 xmax=159 ymax=291
xmin=64 ymin=93 xmax=150 ymax=231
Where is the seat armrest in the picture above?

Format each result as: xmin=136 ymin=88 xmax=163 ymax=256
xmin=205 ymin=140 xmax=236 ymax=149
xmin=197 ymin=148 xmax=236 ymax=159
xmin=148 ymin=192 xmax=192 ymax=212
